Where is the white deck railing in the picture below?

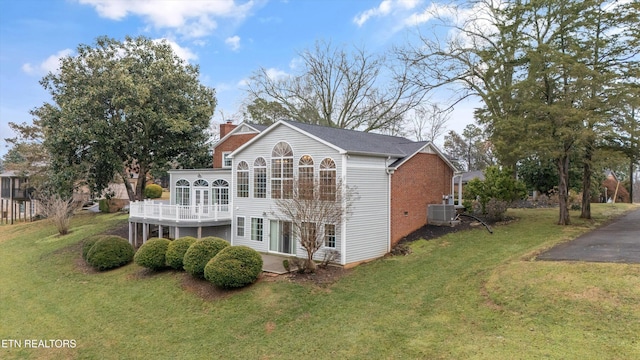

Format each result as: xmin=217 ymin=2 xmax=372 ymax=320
xmin=129 ymin=200 xmax=231 ymax=222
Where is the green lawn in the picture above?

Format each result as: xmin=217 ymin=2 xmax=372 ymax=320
xmin=1 ymin=204 xmax=639 ymax=359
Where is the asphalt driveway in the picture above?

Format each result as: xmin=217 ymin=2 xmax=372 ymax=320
xmin=537 ymin=208 xmax=640 ymax=263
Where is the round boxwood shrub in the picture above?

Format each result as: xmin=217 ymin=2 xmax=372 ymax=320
xmin=183 ymin=237 xmax=229 ymax=278
xmin=134 ymin=238 xmax=171 ymax=270
xmin=165 ymin=236 xmax=197 ymax=270
xmin=144 ymin=184 xmax=163 ymax=199
xmin=82 ymin=235 xmax=108 ymax=260
xmin=204 ymin=246 xmax=263 ymax=288
xmin=86 ymin=235 xmax=135 ymax=271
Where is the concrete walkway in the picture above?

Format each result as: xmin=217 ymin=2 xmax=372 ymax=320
xmin=262 ymin=254 xmax=290 ymax=274
xmin=537 ymin=208 xmax=640 ymax=263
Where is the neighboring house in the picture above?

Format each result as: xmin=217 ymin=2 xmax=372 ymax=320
xmin=129 ymin=120 xmax=456 ymax=267
xmin=452 ymin=170 xmax=485 ymax=199
xmin=0 ymin=170 xmax=40 ymax=224
xmin=602 ymin=170 xmax=630 ymax=203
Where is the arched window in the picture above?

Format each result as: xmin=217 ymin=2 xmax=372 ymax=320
xmin=175 ymin=179 xmax=190 ymax=206
xmin=193 ymin=179 xmax=208 ymax=187
xmin=271 ymin=142 xmax=293 ymax=199
xmin=237 ymin=161 xmax=249 ymax=198
xmin=298 ymin=155 xmax=314 ymax=200
xmin=254 ymin=157 xmax=267 ymax=198
xmin=212 ymin=179 xmax=229 ymax=211
xmin=320 ymin=158 xmax=336 ymax=201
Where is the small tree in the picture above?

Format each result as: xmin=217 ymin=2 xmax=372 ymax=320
xmin=272 ymin=177 xmax=357 ymax=272
xmin=465 ymin=166 xmax=527 ymax=218
xmin=39 ymin=194 xmax=82 ymax=235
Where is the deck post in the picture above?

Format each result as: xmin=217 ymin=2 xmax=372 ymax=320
xmin=134 ymin=223 xmax=138 ymax=247
xmin=175 ymin=227 xmax=180 ymax=239
xmin=143 ymin=223 xmax=148 ymax=243
xmin=158 ymin=224 xmax=163 ymax=239
xmin=197 ymin=226 xmax=202 ymax=239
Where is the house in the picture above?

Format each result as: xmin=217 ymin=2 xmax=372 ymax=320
xmin=602 ymin=170 xmax=630 ymax=203
xmin=0 ymin=170 xmax=40 ymax=224
xmin=129 ymin=120 xmax=456 ymax=267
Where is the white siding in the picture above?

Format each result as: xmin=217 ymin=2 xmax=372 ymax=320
xmin=231 ymin=124 xmax=343 ymax=257
xmin=344 ymin=155 xmax=390 ymax=264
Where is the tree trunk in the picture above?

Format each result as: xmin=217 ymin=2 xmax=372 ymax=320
xmin=135 ymin=163 xmax=147 ymax=201
xmin=630 ymin=161 xmax=635 ymax=204
xmin=557 ymin=154 xmax=571 ymax=225
xmin=580 ymin=143 xmax=593 ymax=219
xmin=119 ymin=169 xmax=137 ymax=202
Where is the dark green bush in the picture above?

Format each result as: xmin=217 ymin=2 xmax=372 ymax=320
xmin=98 ymin=199 xmax=110 ymax=213
xmin=82 ymin=235 xmax=108 ymax=260
xmin=204 ymin=246 xmax=263 ymax=288
xmin=183 ymin=237 xmax=229 ymax=278
xmin=144 ymin=184 xmax=163 ymax=199
xmin=86 ymin=236 xmax=134 ymax=271
xmin=165 ymin=236 xmax=197 ymax=270
xmin=134 ymin=238 xmax=171 ymax=270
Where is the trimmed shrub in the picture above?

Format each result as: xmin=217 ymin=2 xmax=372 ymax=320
xmin=183 ymin=237 xmax=230 ymax=278
xmin=144 ymin=184 xmax=163 ymax=199
xmin=82 ymin=235 xmax=107 ymax=260
xmin=86 ymin=236 xmax=134 ymax=271
xmin=98 ymin=199 xmax=110 ymax=213
xmin=165 ymin=236 xmax=197 ymax=270
xmin=204 ymin=246 xmax=263 ymax=288
xmin=134 ymin=238 xmax=171 ymax=270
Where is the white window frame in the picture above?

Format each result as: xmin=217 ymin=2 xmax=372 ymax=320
xmin=251 ymin=217 xmax=263 ymax=241
xmin=237 ymin=161 xmax=249 ymax=198
xmin=324 ymin=224 xmax=336 ymax=248
xmin=236 ymin=216 xmax=245 ymax=237
xmin=222 ymin=152 xmax=232 ymax=168
xmin=254 ymin=157 xmax=267 ymax=198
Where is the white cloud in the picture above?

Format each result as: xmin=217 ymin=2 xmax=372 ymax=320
xmin=153 ymin=38 xmax=198 ymax=62
xmin=21 ymin=63 xmax=34 ymax=74
xmin=265 ymin=67 xmax=289 ymax=81
xmin=22 ymin=48 xmax=74 ymax=75
xmin=78 ymin=0 xmax=256 ymax=38
xmin=225 ymin=35 xmax=241 ymax=51
xmin=353 ymin=0 xmax=420 ymax=27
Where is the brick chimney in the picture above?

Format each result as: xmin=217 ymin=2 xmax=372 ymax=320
xmin=219 ymin=120 xmax=237 ymax=138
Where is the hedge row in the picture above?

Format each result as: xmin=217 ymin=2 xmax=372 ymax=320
xmin=82 ymin=234 xmax=263 ymax=288
xmin=134 ymin=236 xmax=262 ymax=288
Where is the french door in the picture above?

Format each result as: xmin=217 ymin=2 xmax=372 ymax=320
xmin=194 ymin=188 xmax=209 ymax=214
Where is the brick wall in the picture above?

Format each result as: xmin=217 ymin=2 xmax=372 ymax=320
xmin=213 ymin=134 xmax=259 ymax=168
xmin=390 ymin=153 xmax=453 ymax=246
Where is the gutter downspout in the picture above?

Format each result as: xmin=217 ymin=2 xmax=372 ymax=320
xmin=341 ymin=154 xmax=348 ymax=265
xmin=386 ymin=157 xmax=395 ymax=253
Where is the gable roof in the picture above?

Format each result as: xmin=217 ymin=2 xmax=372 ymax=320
xmin=282 ymin=121 xmax=419 ymax=157
xmin=230 ymin=120 xmax=457 ymax=171
xmin=212 ymin=122 xmax=267 ymax=149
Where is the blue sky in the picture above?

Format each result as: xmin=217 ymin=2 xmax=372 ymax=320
xmin=0 ymin=0 xmax=477 ymax=157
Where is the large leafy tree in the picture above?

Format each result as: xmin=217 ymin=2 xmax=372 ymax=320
xmin=400 ymin=0 xmax=638 ymax=224
xmin=245 ymin=40 xmax=424 ymax=133
xmin=32 ymin=36 xmax=216 ymax=200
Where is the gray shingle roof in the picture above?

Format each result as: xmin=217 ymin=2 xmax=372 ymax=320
xmin=283 ymin=121 xmax=425 ymax=158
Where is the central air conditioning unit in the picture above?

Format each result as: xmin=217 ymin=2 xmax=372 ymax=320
xmin=427 ymin=204 xmax=459 ymax=226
